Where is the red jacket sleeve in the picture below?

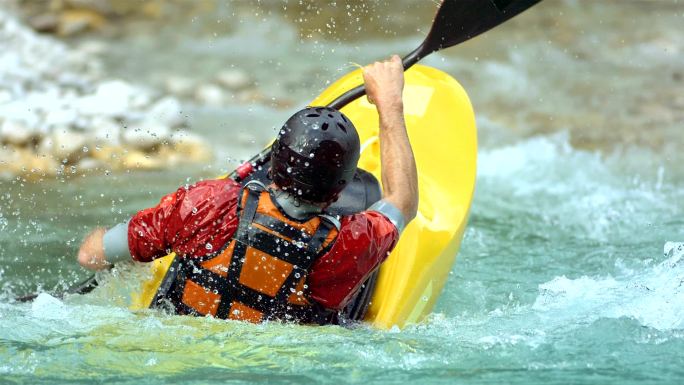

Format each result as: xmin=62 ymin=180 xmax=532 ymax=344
xmin=306 ymin=211 xmax=399 ymax=310
xmin=128 ymin=179 xmax=241 ymax=262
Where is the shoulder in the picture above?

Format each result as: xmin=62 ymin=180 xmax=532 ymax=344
xmin=167 ymin=178 xmax=241 ymax=220
xmin=338 ymin=209 xmax=399 ymax=240
xmin=177 ymin=178 xmax=241 ymax=203
xmin=184 ymin=178 xmax=240 ymax=195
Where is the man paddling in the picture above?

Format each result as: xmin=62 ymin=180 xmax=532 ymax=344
xmin=77 ymin=55 xmax=417 ymax=324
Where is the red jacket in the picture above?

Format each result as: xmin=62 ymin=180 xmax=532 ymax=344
xmin=127 ymin=179 xmax=398 ymax=310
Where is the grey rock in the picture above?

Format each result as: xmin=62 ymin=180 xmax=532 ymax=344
xmin=195 ymin=84 xmax=224 ymax=106
xmin=92 ymin=80 xmax=136 ymax=116
xmin=28 ymin=13 xmax=59 ymax=33
xmin=43 ymin=108 xmax=78 ymax=129
xmin=47 ymin=128 xmax=88 ymax=159
xmin=76 ymin=40 xmax=108 ymax=56
xmin=165 ymin=76 xmax=195 ymax=96
xmin=130 ymin=92 xmax=152 ymax=109
xmin=0 ymin=100 xmax=41 ymax=128
xmin=123 ymin=121 xmax=171 ymax=149
xmin=170 ymin=130 xmax=206 ymax=146
xmin=76 ymin=157 xmax=105 ymax=171
xmin=0 ymin=120 xmax=38 ymax=145
xmin=88 ymin=117 xmax=122 ymax=146
xmin=147 ymin=97 xmax=184 ymax=127
xmin=216 ymin=69 xmax=250 ymax=90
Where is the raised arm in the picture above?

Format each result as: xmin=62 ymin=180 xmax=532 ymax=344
xmin=362 ymin=55 xmax=418 ymax=223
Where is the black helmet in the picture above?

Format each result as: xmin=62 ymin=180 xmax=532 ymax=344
xmin=271 ymin=106 xmax=360 ymax=203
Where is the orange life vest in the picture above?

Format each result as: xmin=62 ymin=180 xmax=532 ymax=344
xmin=150 ymin=181 xmax=340 ymax=323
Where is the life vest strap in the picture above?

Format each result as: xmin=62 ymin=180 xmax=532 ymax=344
xmin=306 ymin=217 xmax=336 ymax=260
xmin=235 ymin=181 xmax=263 ymax=237
xmin=239 ymin=227 xmax=316 ymax=266
xmin=319 ymin=214 xmax=341 ymax=232
xmin=272 ymin=218 xmax=335 ymax=305
xmin=252 ymin=213 xmax=312 ymax=242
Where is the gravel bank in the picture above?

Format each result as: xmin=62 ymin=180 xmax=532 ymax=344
xmin=0 ymin=7 xmax=211 ymax=180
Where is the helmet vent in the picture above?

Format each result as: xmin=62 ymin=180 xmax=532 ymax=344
xmin=274 ymin=106 xmax=359 ymax=203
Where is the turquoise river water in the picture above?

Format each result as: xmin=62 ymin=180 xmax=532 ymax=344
xmin=1 ymin=1 xmax=683 ymax=384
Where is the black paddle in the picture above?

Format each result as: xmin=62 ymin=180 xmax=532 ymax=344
xmin=231 ymin=0 xmax=541 ymax=180
xmin=15 ymin=0 xmax=541 ymax=303
xmin=14 ymin=273 xmax=102 ymax=302
xmin=328 ymin=0 xmax=542 ymax=109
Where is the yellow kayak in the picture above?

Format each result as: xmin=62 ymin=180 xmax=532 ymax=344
xmin=131 ymin=64 xmax=477 ymax=329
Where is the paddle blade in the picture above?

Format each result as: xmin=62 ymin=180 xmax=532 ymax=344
xmin=422 ymin=0 xmax=542 ymax=55
xmin=14 ymin=273 xmax=102 ymax=302
xmin=328 ymin=0 xmax=541 ymax=110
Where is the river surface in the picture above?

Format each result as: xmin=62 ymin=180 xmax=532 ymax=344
xmin=1 ymin=1 xmax=683 ymax=384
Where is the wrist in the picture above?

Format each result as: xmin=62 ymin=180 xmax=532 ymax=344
xmin=377 ymin=102 xmax=404 ymax=123
xmin=376 ymin=99 xmax=404 ymax=116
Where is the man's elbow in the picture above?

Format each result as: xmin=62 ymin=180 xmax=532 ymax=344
xmin=401 ymin=201 xmax=418 ymax=224
xmin=382 ymin=193 xmax=418 ymax=226
xmin=400 ymin=188 xmax=419 ymax=224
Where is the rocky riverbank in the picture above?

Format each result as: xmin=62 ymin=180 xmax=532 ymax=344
xmin=0 ymin=7 xmax=211 ymax=180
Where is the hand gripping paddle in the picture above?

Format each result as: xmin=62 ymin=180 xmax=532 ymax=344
xmin=232 ymin=0 xmax=542 ymax=178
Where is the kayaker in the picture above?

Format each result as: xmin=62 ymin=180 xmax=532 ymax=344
xmin=77 ymin=55 xmax=418 ymax=324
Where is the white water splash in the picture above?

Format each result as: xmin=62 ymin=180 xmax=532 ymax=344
xmin=477 ymin=133 xmax=677 ymax=241
xmin=532 ymin=242 xmax=684 ymax=331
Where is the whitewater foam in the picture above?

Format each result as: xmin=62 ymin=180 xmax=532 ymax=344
xmin=532 ymin=242 xmax=684 ymax=331
xmin=476 ymin=134 xmax=679 ymax=242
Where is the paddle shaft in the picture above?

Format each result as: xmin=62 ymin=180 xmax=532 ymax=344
xmin=326 ymin=45 xmax=424 ymax=110
xmin=15 ymin=270 xmax=103 ymax=302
